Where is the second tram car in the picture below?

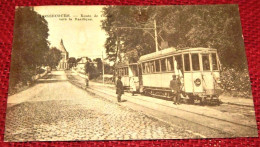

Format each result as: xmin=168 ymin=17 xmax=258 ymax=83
xmin=115 ymin=62 xmax=140 ymax=92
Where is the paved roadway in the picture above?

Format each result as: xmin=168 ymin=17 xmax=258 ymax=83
xmin=4 ymin=71 xmax=200 ymax=142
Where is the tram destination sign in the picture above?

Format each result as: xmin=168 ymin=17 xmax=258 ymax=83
xmin=4 ymin=5 xmax=258 ymax=142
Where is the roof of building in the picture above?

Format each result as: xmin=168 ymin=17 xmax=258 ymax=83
xmin=59 ymin=39 xmax=68 ymax=53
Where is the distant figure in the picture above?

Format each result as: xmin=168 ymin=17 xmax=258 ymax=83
xmin=85 ymin=74 xmax=89 ymax=87
xmin=130 ymin=76 xmax=136 ymax=96
xmin=116 ymin=76 xmax=124 ymax=102
xmin=170 ymin=74 xmax=182 ymax=104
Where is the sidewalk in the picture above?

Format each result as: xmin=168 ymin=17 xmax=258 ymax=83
xmin=219 ymin=95 xmax=255 ymax=107
xmin=93 ymin=81 xmax=255 ymax=107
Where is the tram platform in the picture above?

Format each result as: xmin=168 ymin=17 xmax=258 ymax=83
xmin=70 ymin=70 xmax=255 ymax=107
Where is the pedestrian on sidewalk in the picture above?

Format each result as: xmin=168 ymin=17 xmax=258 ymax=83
xmin=116 ymin=76 xmax=124 ymax=102
xmin=85 ymin=73 xmax=89 ymax=87
xmin=170 ymin=74 xmax=181 ymax=104
xmin=130 ymin=76 xmax=136 ymax=96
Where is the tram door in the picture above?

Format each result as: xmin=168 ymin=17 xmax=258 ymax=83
xmin=174 ymin=55 xmax=184 ymax=90
xmin=201 ymin=54 xmax=214 ymax=95
xmin=191 ymin=54 xmax=203 ymax=93
xmin=129 ymin=64 xmax=139 ymax=91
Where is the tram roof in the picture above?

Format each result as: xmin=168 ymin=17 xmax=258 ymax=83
xmin=139 ymin=47 xmax=217 ymax=62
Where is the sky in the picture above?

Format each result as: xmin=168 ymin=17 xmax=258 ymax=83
xmin=34 ymin=6 xmax=107 ymax=59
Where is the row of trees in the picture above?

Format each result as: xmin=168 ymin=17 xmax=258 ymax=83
xmin=101 ymin=5 xmax=251 ymax=96
xmin=67 ymin=56 xmax=113 ymax=80
xmin=84 ymin=58 xmax=113 ymax=80
xmin=9 ymin=7 xmax=62 ymax=89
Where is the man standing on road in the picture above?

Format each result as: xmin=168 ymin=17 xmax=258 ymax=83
xmin=170 ymin=74 xmax=182 ymax=104
xmin=116 ymin=76 xmax=124 ymax=102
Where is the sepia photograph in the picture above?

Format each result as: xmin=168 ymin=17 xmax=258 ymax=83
xmin=4 ymin=5 xmax=258 ymax=142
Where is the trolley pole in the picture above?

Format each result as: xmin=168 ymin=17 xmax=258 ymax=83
xmin=102 ymin=51 xmax=105 ymax=85
xmin=154 ymin=19 xmax=159 ymax=52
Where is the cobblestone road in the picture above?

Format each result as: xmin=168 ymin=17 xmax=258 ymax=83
xmin=4 ymin=71 xmax=199 ymax=142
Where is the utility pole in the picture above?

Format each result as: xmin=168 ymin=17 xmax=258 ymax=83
xmin=102 ymin=51 xmax=105 ymax=85
xmin=154 ymin=19 xmax=159 ymax=52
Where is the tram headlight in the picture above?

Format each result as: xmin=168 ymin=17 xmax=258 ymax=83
xmin=194 ymin=78 xmax=201 ymax=86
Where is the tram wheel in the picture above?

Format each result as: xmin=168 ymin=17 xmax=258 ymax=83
xmin=188 ymin=98 xmax=194 ymax=104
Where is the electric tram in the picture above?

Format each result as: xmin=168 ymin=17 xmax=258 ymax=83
xmin=115 ymin=47 xmax=222 ymax=104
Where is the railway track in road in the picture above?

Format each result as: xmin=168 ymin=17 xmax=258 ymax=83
xmin=66 ymin=73 xmax=258 ymax=138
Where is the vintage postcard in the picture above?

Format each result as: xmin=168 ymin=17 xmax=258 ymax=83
xmin=4 ymin=5 xmax=258 ymax=142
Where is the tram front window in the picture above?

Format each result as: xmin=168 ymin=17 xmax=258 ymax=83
xmin=161 ymin=58 xmax=166 ymax=72
xmin=202 ymin=55 xmax=210 ymax=71
xmin=167 ymin=57 xmax=174 ymax=71
xmin=184 ymin=54 xmax=190 ymax=71
xmin=175 ymin=55 xmax=183 ymax=71
xmin=142 ymin=63 xmax=146 ymax=74
xmin=145 ymin=62 xmax=150 ymax=73
xmin=192 ymin=54 xmax=200 ymax=71
xmin=150 ymin=61 xmax=155 ymax=73
xmin=212 ymin=53 xmax=218 ymax=70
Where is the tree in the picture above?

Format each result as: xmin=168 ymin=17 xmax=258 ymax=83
xmin=9 ymin=7 xmax=49 ymax=87
xmin=45 ymin=47 xmax=62 ymax=69
xmin=93 ymin=58 xmax=103 ymax=73
xmin=68 ymin=57 xmax=76 ymax=68
xmin=101 ymin=5 xmax=246 ymax=70
xmin=104 ymin=63 xmax=113 ymax=74
xmin=84 ymin=61 xmax=97 ymax=79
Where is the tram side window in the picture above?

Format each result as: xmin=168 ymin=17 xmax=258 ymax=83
xmin=155 ymin=60 xmax=160 ymax=72
xmin=150 ymin=61 xmax=155 ymax=73
xmin=175 ymin=55 xmax=183 ymax=71
xmin=202 ymin=55 xmax=210 ymax=70
xmin=131 ymin=65 xmax=137 ymax=76
xmin=167 ymin=57 xmax=174 ymax=71
xmin=212 ymin=53 xmax=218 ymax=70
xmin=161 ymin=58 xmax=166 ymax=72
xmin=125 ymin=67 xmax=128 ymax=75
xmin=121 ymin=68 xmax=124 ymax=76
xmin=184 ymin=54 xmax=191 ymax=71
xmin=192 ymin=54 xmax=200 ymax=71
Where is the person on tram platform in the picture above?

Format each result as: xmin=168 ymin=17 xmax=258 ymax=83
xmin=130 ymin=76 xmax=136 ymax=96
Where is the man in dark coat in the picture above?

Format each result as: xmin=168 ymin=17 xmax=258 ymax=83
xmin=116 ymin=76 xmax=124 ymax=102
xmin=170 ymin=74 xmax=182 ymax=104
